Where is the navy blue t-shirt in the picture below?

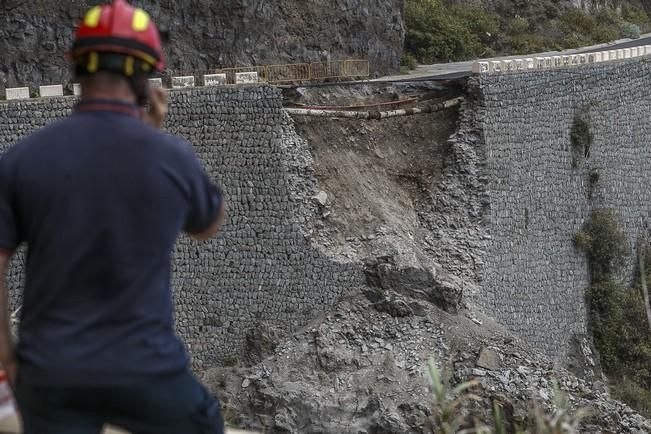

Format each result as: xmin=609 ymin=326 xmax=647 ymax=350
xmin=0 ymin=99 xmax=222 ymax=386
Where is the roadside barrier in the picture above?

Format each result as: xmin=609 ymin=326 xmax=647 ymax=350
xmin=170 ymin=59 xmax=370 ymax=86
xmin=472 ymin=45 xmax=651 ymax=74
xmin=1 ymin=59 xmax=370 ymax=101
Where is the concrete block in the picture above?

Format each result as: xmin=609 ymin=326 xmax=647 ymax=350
xmin=39 ymin=85 xmax=63 ymax=97
xmin=204 ymin=73 xmax=228 ymax=85
xmin=235 ymin=72 xmax=259 ymax=84
xmin=570 ymin=55 xmax=579 ymax=66
xmin=617 ymin=49 xmax=624 ymax=59
xmin=172 ymin=76 xmax=195 ymax=88
xmin=514 ymin=59 xmax=525 ymax=71
xmin=593 ymin=52 xmax=602 ymax=62
xmin=5 ymin=87 xmax=29 ymax=100
xmin=578 ymin=54 xmax=587 ymax=64
xmin=543 ymin=57 xmax=553 ymax=68
xmin=587 ymin=53 xmax=596 ymax=63
xmin=500 ymin=60 xmax=514 ymax=72
xmin=148 ymin=78 xmax=163 ymax=88
xmin=645 ymin=45 xmax=651 ymax=55
xmin=600 ymin=51 xmax=609 ymax=62
xmin=535 ymin=57 xmax=546 ymax=69
xmin=553 ymin=56 xmax=562 ymax=67
xmin=73 ymin=83 xmax=82 ymax=96
xmin=630 ymin=47 xmax=639 ymax=57
xmin=562 ymin=56 xmax=571 ymax=66
xmin=623 ymin=48 xmax=631 ymax=58
xmin=609 ymin=50 xmax=617 ymax=60
xmin=525 ymin=58 xmax=535 ymax=70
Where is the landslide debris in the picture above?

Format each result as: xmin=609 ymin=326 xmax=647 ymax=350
xmin=203 ymin=289 xmax=651 ymax=433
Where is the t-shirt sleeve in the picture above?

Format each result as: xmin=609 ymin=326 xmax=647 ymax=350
xmin=181 ymin=146 xmax=224 ymax=235
xmin=0 ymin=157 xmax=20 ymax=252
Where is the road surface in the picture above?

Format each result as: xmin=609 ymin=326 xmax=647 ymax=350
xmin=375 ymin=34 xmax=651 ymax=82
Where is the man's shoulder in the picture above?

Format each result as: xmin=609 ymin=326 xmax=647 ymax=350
xmin=144 ymin=129 xmax=197 ymax=165
xmin=2 ymin=117 xmax=74 ymax=163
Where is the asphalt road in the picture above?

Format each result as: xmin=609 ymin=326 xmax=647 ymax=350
xmin=376 ymin=34 xmax=651 ymax=82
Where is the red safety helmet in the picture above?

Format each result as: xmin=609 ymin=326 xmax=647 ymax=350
xmin=71 ymin=0 xmax=165 ymax=75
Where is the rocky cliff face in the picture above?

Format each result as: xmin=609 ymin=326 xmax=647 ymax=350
xmin=0 ymin=0 xmax=404 ymax=90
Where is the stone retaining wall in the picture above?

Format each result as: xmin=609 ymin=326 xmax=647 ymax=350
xmin=0 ymin=86 xmax=364 ymax=368
xmin=473 ymin=58 xmax=651 ymax=359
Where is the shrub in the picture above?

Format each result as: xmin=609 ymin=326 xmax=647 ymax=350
xmin=621 ymin=22 xmax=641 ymax=39
xmin=570 ymin=112 xmax=593 ymax=167
xmin=507 ymin=16 xmax=530 ymax=35
xmin=612 ymin=378 xmax=651 ymax=418
xmin=404 ymin=0 xmax=498 ymax=63
xmin=575 ymin=209 xmax=628 ymax=281
xmin=575 ymin=210 xmax=651 ymax=417
xmin=427 ymin=358 xmax=588 ymax=433
xmin=400 ymin=53 xmax=418 ymax=71
xmin=621 ymin=4 xmax=650 ymax=30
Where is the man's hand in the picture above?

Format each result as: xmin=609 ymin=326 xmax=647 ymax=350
xmin=3 ymin=359 xmax=16 ymax=391
xmin=143 ymin=87 xmax=169 ymax=130
xmin=0 ymin=252 xmax=14 ymax=390
xmin=189 ymin=201 xmax=226 ymax=241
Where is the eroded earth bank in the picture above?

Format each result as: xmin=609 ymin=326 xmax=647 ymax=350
xmin=202 ymin=81 xmax=651 ymax=433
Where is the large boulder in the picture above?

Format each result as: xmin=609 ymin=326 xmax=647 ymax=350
xmin=364 ymin=251 xmax=463 ymax=313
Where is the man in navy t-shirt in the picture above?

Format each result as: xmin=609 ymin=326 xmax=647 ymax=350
xmin=0 ymin=1 xmax=226 ymax=433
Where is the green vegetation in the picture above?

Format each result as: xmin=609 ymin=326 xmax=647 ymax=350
xmin=574 ymin=210 xmax=651 ymax=418
xmin=400 ymin=53 xmax=418 ymax=73
xmin=426 ymin=359 xmax=588 ymax=433
xmin=404 ymin=0 xmax=651 ymax=64
xmin=570 ymin=112 xmax=593 ymax=168
xmin=404 ymin=0 xmax=498 ymax=63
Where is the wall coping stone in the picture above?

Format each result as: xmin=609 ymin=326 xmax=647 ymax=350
xmin=472 ymin=44 xmax=651 ymax=74
xmin=39 ymin=85 xmax=64 ymax=98
xmin=171 ymin=76 xmax=195 ymax=88
xmin=5 ymin=88 xmax=30 ymax=100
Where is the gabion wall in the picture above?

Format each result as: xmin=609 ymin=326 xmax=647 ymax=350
xmin=474 ymin=58 xmax=651 ymax=359
xmin=0 ymin=86 xmax=364 ymax=369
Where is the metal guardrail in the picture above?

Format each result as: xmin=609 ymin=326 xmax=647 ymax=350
xmin=169 ymin=60 xmax=369 ymax=86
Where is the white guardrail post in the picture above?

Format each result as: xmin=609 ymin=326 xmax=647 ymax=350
xmin=472 ymin=44 xmax=651 ymax=75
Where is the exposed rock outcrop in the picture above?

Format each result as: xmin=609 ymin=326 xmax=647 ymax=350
xmin=0 ymin=0 xmax=404 ymax=90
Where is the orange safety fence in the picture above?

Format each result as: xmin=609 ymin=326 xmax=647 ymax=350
xmin=168 ymin=60 xmax=369 ymax=85
xmin=344 ymin=59 xmax=370 ymax=78
xmin=267 ymin=63 xmax=311 ymax=83
xmin=309 ymin=61 xmax=346 ymax=80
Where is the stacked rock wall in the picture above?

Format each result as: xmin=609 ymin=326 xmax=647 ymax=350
xmin=473 ymin=58 xmax=651 ymax=359
xmin=0 ymin=86 xmax=364 ymax=368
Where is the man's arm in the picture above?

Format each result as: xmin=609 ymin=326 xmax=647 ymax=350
xmin=143 ymin=84 xmax=226 ymax=241
xmin=0 ymin=251 xmax=16 ymax=389
xmin=188 ymin=200 xmax=226 ymax=241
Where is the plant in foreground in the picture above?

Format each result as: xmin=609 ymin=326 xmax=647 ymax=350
xmin=427 ymin=358 xmax=590 ymax=433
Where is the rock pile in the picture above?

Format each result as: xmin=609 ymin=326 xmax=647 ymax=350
xmin=204 ymin=289 xmax=651 ymax=433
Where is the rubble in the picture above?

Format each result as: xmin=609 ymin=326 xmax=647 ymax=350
xmin=203 ymin=290 xmax=651 ymax=433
